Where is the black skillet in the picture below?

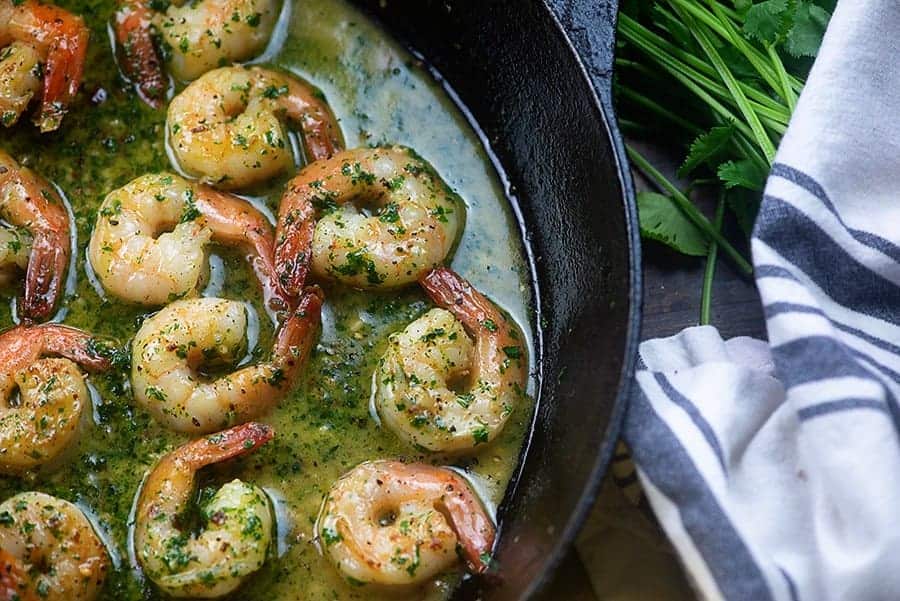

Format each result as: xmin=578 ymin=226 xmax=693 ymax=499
xmin=346 ymin=1 xmax=639 ymax=598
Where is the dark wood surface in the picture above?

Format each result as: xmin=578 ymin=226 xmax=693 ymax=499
xmin=632 ymin=140 xmax=767 ymax=342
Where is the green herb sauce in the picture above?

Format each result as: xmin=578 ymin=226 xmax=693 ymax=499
xmin=0 ymin=0 xmax=534 ymax=598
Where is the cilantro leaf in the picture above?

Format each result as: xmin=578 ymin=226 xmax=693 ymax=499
xmin=717 ymin=159 xmax=769 ymax=192
xmin=785 ymin=1 xmax=830 ymax=57
xmin=637 ymin=191 xmax=708 ymax=257
xmin=743 ymin=0 xmax=791 ymax=45
xmin=678 ymin=124 xmax=736 ymax=178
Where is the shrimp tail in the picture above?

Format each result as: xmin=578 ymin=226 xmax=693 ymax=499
xmin=274 ymin=286 xmax=323 ymax=382
xmin=280 ymin=76 xmax=344 ymax=162
xmin=0 ymin=324 xmax=113 ymax=375
xmin=420 ymin=267 xmax=493 ymax=333
xmin=274 ymin=184 xmax=316 ymax=299
xmin=442 ymin=485 xmax=496 ymax=574
xmin=21 ymin=1 xmax=89 ymax=132
xmin=114 ymin=0 xmax=167 ymax=107
xmin=21 ymin=229 xmax=68 ymax=321
xmin=39 ymin=324 xmax=113 ymax=373
xmin=0 ymin=548 xmax=28 ymax=601
xmin=182 ymin=422 xmax=274 ymax=469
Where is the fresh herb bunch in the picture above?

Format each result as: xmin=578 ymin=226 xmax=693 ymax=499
xmin=615 ymin=0 xmax=835 ymax=323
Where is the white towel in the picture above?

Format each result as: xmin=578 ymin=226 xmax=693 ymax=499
xmin=623 ymin=1 xmax=900 ymax=599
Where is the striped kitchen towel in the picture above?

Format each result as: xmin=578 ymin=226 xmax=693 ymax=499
xmin=623 ymin=1 xmax=900 ymax=599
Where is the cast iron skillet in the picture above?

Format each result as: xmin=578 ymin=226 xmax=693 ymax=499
xmin=347 ymin=1 xmax=640 ymax=598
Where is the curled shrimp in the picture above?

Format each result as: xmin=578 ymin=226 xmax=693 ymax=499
xmin=373 ymin=267 xmax=526 ymax=452
xmin=134 ymin=422 xmax=274 ymax=598
xmin=275 ymin=146 xmax=462 ymax=294
xmin=0 ymin=0 xmax=89 ymax=131
xmin=114 ymin=0 xmax=279 ymax=105
xmin=131 ymin=290 xmax=321 ymax=433
xmin=0 ymin=492 xmax=108 ymax=600
xmin=317 ymin=460 xmax=494 ymax=586
xmin=88 ymin=172 xmax=289 ymax=311
xmin=0 ymin=151 xmax=71 ymax=321
xmin=167 ymin=65 xmax=343 ymax=190
xmin=0 ymin=323 xmax=111 ymax=472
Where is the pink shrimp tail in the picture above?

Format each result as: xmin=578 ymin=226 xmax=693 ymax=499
xmin=274 ymin=182 xmax=317 ymax=299
xmin=0 ymin=324 xmax=113 ymax=375
xmin=274 ymin=286 xmax=323 ymax=381
xmin=24 ymin=1 xmax=90 ymax=131
xmin=114 ymin=0 xmax=167 ymax=107
xmin=183 ymin=422 xmax=275 ymax=469
xmin=420 ymin=267 xmax=493 ymax=332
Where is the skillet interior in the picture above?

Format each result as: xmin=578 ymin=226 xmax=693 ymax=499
xmin=346 ymin=1 xmax=641 ymax=598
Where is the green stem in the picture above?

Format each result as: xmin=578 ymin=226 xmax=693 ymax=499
xmin=671 ymin=3 xmax=776 ymax=161
xmin=702 ymin=0 xmax=787 ymax=99
xmin=700 ymin=193 xmax=727 ymax=325
xmin=618 ymin=118 xmax=644 ymax=133
xmin=627 ymin=145 xmax=753 ymax=275
xmin=766 ymin=44 xmax=798 ymax=113
xmin=617 ymin=85 xmax=703 ymax=134
xmin=619 ymin=15 xmax=791 ymax=120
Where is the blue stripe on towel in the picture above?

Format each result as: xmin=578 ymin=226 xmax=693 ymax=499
xmin=797 ymin=398 xmax=888 ymax=421
xmin=778 ymin=566 xmax=800 ymax=601
xmin=757 ymin=196 xmax=900 ymax=326
xmin=771 ymin=336 xmax=880 ymax=388
xmin=763 ymin=302 xmax=824 ymax=318
xmin=654 ymin=372 xmax=727 ymax=472
xmin=756 ymin=264 xmax=801 ymax=282
xmin=770 ymin=163 xmax=900 ymax=264
xmin=764 ymin=302 xmax=900 ymax=374
xmin=625 ymin=389 xmax=775 ymax=601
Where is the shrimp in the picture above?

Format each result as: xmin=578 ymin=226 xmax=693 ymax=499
xmin=0 ymin=42 xmax=41 ymax=128
xmin=0 ymin=492 xmax=108 ymax=600
xmin=0 ymin=323 xmax=112 ymax=472
xmin=134 ymin=422 xmax=274 ymax=598
xmin=167 ymin=65 xmax=343 ymax=190
xmin=0 ymin=0 xmax=89 ymax=131
xmin=88 ymin=172 xmax=289 ymax=311
xmin=373 ymin=267 xmax=526 ymax=452
xmin=114 ymin=0 xmax=279 ymax=105
xmin=0 ymin=151 xmax=71 ymax=321
xmin=275 ymin=146 xmax=462 ymax=294
xmin=131 ymin=290 xmax=321 ymax=433
xmin=317 ymin=460 xmax=495 ymax=586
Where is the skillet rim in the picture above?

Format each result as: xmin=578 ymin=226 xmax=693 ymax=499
xmin=518 ymin=1 xmax=642 ymax=597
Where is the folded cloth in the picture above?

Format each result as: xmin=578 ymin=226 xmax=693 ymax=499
xmin=623 ymin=1 xmax=900 ymax=599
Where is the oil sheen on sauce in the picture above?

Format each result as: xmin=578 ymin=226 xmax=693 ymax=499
xmin=0 ymin=0 xmax=535 ymax=598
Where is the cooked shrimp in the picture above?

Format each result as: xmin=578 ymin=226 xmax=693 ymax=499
xmin=0 ymin=492 xmax=108 ymax=600
xmin=88 ymin=172 xmax=289 ymax=311
xmin=0 ymin=42 xmax=41 ymax=128
xmin=317 ymin=460 xmax=494 ymax=586
xmin=0 ymin=151 xmax=71 ymax=321
xmin=0 ymin=323 xmax=111 ymax=472
xmin=134 ymin=422 xmax=274 ymax=598
xmin=167 ymin=65 xmax=343 ymax=190
xmin=114 ymin=0 xmax=279 ymax=104
xmin=131 ymin=290 xmax=321 ymax=433
xmin=0 ymin=0 xmax=89 ymax=131
xmin=275 ymin=146 xmax=462 ymax=294
xmin=373 ymin=267 xmax=526 ymax=452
